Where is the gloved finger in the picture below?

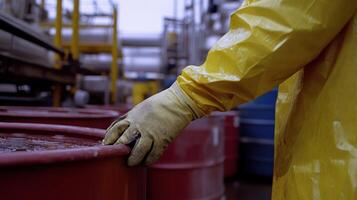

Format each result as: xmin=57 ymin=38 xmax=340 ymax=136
xmin=128 ymin=136 xmax=153 ymax=166
xmin=102 ymin=120 xmax=129 ymax=145
xmin=106 ymin=113 xmax=127 ymax=130
xmin=145 ymin=140 xmax=169 ymax=165
xmin=114 ymin=125 xmax=140 ymax=145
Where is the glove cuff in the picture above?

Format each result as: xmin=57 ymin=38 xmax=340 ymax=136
xmin=170 ymin=82 xmax=206 ymax=120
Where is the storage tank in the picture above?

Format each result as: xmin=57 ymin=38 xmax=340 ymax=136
xmin=213 ymin=111 xmax=240 ymax=178
xmin=0 ymin=122 xmax=146 ymax=200
xmin=239 ymin=89 xmax=277 ymax=176
xmin=0 ymin=106 xmax=119 ymax=129
xmin=148 ymin=116 xmax=225 ymax=200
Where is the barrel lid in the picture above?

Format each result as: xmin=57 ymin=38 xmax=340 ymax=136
xmin=0 ymin=106 xmax=119 ymax=119
xmin=0 ymin=122 xmax=128 ymax=167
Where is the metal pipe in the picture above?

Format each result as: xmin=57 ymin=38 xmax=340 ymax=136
xmin=54 ymin=0 xmax=62 ymax=69
xmin=40 ymin=0 xmax=46 ymax=22
xmin=40 ymin=22 xmax=112 ymax=29
xmin=173 ymin=0 xmax=177 ymax=19
xmin=110 ymin=7 xmax=118 ymax=104
xmin=0 ymin=13 xmax=64 ymax=56
xmin=121 ymin=37 xmax=161 ymax=47
xmin=40 ymin=0 xmax=46 ymax=10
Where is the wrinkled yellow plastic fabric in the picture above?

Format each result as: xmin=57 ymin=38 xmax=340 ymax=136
xmin=177 ymin=0 xmax=357 ymax=199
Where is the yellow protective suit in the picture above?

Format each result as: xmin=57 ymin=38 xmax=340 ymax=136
xmin=177 ymin=0 xmax=357 ymax=199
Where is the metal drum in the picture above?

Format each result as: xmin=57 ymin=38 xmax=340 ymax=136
xmin=213 ymin=111 xmax=240 ymax=178
xmin=0 ymin=122 xmax=146 ymax=200
xmin=148 ymin=116 xmax=224 ymax=200
xmin=86 ymin=104 xmax=132 ymax=114
xmin=0 ymin=106 xmax=119 ymax=129
xmin=239 ymin=89 xmax=277 ymax=176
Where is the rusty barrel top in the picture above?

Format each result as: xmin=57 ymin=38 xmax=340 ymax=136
xmin=0 ymin=122 xmax=147 ymax=200
xmin=0 ymin=122 xmax=128 ymax=166
xmin=0 ymin=106 xmax=119 ymax=129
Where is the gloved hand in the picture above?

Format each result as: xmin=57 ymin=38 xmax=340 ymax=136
xmin=102 ymin=82 xmax=204 ymax=166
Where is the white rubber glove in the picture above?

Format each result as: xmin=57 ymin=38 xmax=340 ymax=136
xmin=102 ymin=82 xmax=204 ymax=166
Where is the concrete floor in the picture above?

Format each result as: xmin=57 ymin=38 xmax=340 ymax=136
xmin=225 ymin=177 xmax=272 ymax=200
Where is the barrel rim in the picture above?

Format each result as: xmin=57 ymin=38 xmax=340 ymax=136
xmin=0 ymin=122 xmax=129 ymax=167
xmin=0 ymin=106 xmax=120 ymax=119
xmin=149 ymin=157 xmax=225 ymax=170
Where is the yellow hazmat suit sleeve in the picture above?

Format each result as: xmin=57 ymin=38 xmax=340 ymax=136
xmin=177 ymin=0 xmax=357 ymax=114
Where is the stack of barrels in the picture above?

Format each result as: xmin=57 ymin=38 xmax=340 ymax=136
xmin=0 ymin=104 xmax=241 ymax=200
xmin=239 ymin=89 xmax=278 ymax=176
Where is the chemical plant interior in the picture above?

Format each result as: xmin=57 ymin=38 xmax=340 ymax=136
xmin=0 ymin=0 xmax=275 ymax=199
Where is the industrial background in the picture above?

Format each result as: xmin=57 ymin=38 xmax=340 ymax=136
xmin=0 ymin=0 xmax=277 ymax=199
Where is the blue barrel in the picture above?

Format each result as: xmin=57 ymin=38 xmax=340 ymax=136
xmin=239 ymin=89 xmax=277 ymax=176
xmin=163 ymin=75 xmax=177 ymax=89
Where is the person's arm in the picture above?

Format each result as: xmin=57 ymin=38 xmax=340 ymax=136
xmin=177 ymin=0 xmax=356 ymax=114
xmin=104 ymin=0 xmax=357 ymax=166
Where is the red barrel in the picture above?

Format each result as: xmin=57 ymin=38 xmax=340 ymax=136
xmin=86 ymin=104 xmax=132 ymax=114
xmin=0 ymin=106 xmax=119 ymax=129
xmin=0 ymin=122 xmax=146 ymax=200
xmin=213 ymin=111 xmax=240 ymax=178
xmin=148 ymin=116 xmax=224 ymax=200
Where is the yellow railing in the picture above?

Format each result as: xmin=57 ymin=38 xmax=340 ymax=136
xmin=53 ymin=0 xmax=62 ymax=106
xmin=45 ymin=0 xmax=120 ymax=105
xmin=110 ymin=7 xmax=118 ymax=104
xmin=71 ymin=0 xmax=80 ymax=60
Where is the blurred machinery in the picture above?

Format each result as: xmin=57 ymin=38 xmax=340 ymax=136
xmin=160 ymin=0 xmax=243 ymax=88
xmin=121 ymin=34 xmax=162 ymax=105
xmin=0 ymin=0 xmax=244 ymax=107
xmin=0 ymin=0 xmax=73 ymax=106
xmin=0 ymin=0 xmax=122 ymax=106
xmin=39 ymin=0 xmax=121 ymax=105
